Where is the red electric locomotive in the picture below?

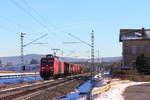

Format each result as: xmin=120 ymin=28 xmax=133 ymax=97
xmin=40 ymin=54 xmax=83 ymax=80
xmin=40 ymin=54 xmax=64 ymax=80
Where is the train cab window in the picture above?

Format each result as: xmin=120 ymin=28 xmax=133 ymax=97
xmin=48 ymin=60 xmax=54 ymax=64
xmin=41 ymin=59 xmax=54 ymax=65
xmin=41 ymin=59 xmax=48 ymax=65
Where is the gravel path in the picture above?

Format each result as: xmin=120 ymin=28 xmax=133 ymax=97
xmin=123 ymin=83 xmax=150 ymax=100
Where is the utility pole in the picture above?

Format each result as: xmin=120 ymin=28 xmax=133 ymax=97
xmin=91 ymin=30 xmax=95 ymax=77
xmin=96 ymin=50 xmax=100 ymax=72
xmin=97 ymin=50 xmax=100 ymax=62
xmin=68 ymin=30 xmax=95 ymax=78
xmin=20 ymin=33 xmax=47 ymax=71
xmin=21 ymin=32 xmax=26 ymax=71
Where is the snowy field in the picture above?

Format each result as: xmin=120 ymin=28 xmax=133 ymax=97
xmin=0 ymin=64 xmax=40 ymax=72
xmin=58 ymin=80 xmax=92 ymax=100
xmin=58 ymin=73 xmax=108 ymax=100
xmin=94 ymin=82 xmax=150 ymax=100
xmin=0 ymin=75 xmax=42 ymax=84
xmin=0 ymin=64 xmax=42 ymax=84
xmin=0 ymin=72 xmax=39 ymax=76
xmin=57 ymin=72 xmax=150 ymax=100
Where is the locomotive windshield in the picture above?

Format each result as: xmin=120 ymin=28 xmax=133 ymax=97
xmin=41 ymin=59 xmax=54 ymax=65
xmin=47 ymin=60 xmax=54 ymax=64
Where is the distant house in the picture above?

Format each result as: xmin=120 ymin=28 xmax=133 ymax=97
xmin=6 ymin=62 xmax=13 ymax=66
xmin=119 ymin=28 xmax=150 ymax=68
xmin=0 ymin=59 xmax=2 ymax=67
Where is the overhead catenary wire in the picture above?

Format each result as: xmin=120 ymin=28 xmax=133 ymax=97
xmin=21 ymin=0 xmax=68 ymax=34
xmin=0 ymin=15 xmax=43 ymax=35
xmin=68 ymin=31 xmax=95 ymax=79
xmin=0 ymin=15 xmax=24 ymax=31
xmin=10 ymin=0 xmax=50 ymax=33
xmin=8 ymin=0 xmax=94 ymax=61
xmin=22 ymin=0 xmax=91 ymax=36
xmin=68 ymin=33 xmax=91 ymax=47
xmin=9 ymin=0 xmax=65 ymax=47
xmin=0 ymin=15 xmax=24 ymax=33
xmin=32 ymin=43 xmax=48 ymax=44
xmin=21 ymin=0 xmax=51 ymax=28
xmin=12 ymin=0 xmax=91 ymax=44
xmin=62 ymin=42 xmax=81 ymax=44
xmin=23 ymin=33 xmax=48 ymax=47
xmin=0 ymin=24 xmax=16 ymax=33
xmin=18 ymin=0 xmax=64 ymax=40
xmin=20 ymin=32 xmax=48 ymax=70
xmin=10 ymin=0 xmax=89 ymax=45
xmin=21 ymin=0 xmax=68 ymax=41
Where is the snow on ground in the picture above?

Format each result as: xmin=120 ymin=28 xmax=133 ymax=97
xmin=94 ymin=82 xmax=150 ymax=100
xmin=0 ymin=64 xmax=40 ymax=72
xmin=0 ymin=64 xmax=42 ymax=84
xmin=58 ymin=73 xmax=109 ymax=100
xmin=93 ymin=74 xmax=108 ymax=87
xmin=58 ymin=71 xmax=148 ymax=100
xmin=0 ymin=75 xmax=42 ymax=84
xmin=0 ymin=72 xmax=39 ymax=76
xmin=58 ymin=80 xmax=92 ymax=100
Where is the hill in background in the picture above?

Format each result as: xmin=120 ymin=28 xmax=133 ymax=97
xmin=0 ymin=54 xmax=122 ymax=66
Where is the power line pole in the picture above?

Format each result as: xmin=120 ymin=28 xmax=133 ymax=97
xmin=20 ymin=33 xmax=47 ymax=71
xmin=68 ymin=31 xmax=95 ymax=77
xmin=97 ymin=50 xmax=100 ymax=62
xmin=21 ymin=32 xmax=26 ymax=71
xmin=96 ymin=49 xmax=100 ymax=72
xmin=91 ymin=30 xmax=95 ymax=77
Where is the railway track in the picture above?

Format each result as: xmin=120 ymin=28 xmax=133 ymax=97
xmin=0 ymin=73 xmax=91 ymax=100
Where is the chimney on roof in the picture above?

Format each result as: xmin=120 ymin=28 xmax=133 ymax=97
xmin=141 ymin=28 xmax=145 ymax=35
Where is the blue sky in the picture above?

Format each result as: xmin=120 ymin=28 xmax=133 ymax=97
xmin=0 ymin=0 xmax=150 ymax=58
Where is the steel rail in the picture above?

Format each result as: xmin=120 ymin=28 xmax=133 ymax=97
xmin=0 ymin=78 xmax=68 ymax=100
xmin=0 ymin=73 xmax=91 ymax=100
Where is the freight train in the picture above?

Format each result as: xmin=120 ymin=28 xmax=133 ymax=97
xmin=40 ymin=54 xmax=83 ymax=80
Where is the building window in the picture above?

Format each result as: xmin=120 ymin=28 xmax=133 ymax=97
xmin=132 ymin=46 xmax=136 ymax=54
xmin=147 ymin=46 xmax=150 ymax=54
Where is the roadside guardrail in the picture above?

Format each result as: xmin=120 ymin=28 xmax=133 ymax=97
xmin=91 ymin=80 xmax=130 ymax=99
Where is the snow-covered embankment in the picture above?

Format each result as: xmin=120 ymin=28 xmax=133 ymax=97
xmin=92 ymin=81 xmax=150 ymax=100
